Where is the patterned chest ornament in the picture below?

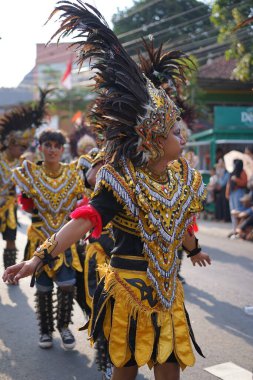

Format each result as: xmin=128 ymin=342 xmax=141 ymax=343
xmin=95 ymin=158 xmax=205 ymax=309
xmin=0 ymin=153 xmax=19 ymax=196
xmin=14 ymin=161 xmax=84 ymax=236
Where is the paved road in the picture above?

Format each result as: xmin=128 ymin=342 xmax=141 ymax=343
xmin=0 ymin=212 xmax=252 ymax=380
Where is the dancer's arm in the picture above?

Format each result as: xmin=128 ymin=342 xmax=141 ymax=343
xmin=183 ymin=230 xmax=211 ymax=267
xmin=2 ymin=218 xmax=92 ymax=284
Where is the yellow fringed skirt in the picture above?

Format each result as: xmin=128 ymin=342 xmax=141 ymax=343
xmin=88 ymin=255 xmax=200 ymax=370
xmin=0 ymin=197 xmax=17 ymax=234
xmin=84 ymin=241 xmax=111 ymax=310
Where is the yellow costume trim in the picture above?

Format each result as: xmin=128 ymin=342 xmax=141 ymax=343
xmin=171 ymin=291 xmax=195 ymax=370
xmin=135 ymin=309 xmax=155 ymax=366
xmin=90 ymin=264 xmax=195 ymax=369
xmin=113 ymin=213 xmax=139 ymax=236
xmin=109 ymin=299 xmax=132 ymax=367
xmin=101 ymin=265 xmax=167 ymax=321
xmin=0 ymin=196 xmax=17 ymax=232
xmin=157 ymin=312 xmax=173 ymax=364
xmin=84 ymin=241 xmax=110 ymax=309
xmin=0 ymin=152 xmax=19 ymax=233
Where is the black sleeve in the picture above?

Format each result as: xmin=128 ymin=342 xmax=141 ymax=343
xmin=89 ymin=187 xmax=123 ymax=227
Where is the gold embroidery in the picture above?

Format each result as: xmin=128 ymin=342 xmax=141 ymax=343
xmin=93 ymin=157 xmax=206 ymax=309
xmin=13 ymin=160 xmax=85 ymax=236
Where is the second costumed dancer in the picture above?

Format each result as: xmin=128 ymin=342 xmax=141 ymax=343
xmin=13 ymin=128 xmax=85 ymax=350
xmin=3 ymin=2 xmax=211 ymax=379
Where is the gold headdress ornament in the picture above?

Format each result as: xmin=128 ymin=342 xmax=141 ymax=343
xmin=47 ymin=1 xmax=191 ymax=166
xmin=136 ymin=77 xmax=181 ymax=160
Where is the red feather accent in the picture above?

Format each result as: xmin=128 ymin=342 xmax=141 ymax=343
xmin=187 ymin=215 xmax=198 ymax=236
xmin=70 ymin=204 xmax=102 ymax=238
xmin=18 ymin=194 xmax=34 ymax=212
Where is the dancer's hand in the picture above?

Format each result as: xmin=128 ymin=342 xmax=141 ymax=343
xmin=2 ymin=256 xmax=41 ymax=285
xmin=190 ymin=252 xmax=211 ymax=267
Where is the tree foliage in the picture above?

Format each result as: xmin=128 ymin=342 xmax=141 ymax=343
xmin=37 ymin=65 xmax=93 ymax=115
xmin=112 ymin=0 xmax=213 ymax=59
xmin=210 ymin=0 xmax=253 ymax=81
xmin=112 ymin=0 xmax=213 ymax=123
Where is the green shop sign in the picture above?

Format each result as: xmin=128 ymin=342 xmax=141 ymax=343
xmin=214 ymin=106 xmax=253 ymax=129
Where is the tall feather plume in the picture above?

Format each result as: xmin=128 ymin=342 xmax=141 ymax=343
xmin=34 ymin=87 xmax=53 ymax=127
xmin=138 ymin=39 xmax=195 ymax=90
xmin=174 ymin=96 xmax=196 ymax=130
xmin=47 ymin=0 xmax=151 ymax=165
xmin=138 ymin=40 xmax=196 ymax=129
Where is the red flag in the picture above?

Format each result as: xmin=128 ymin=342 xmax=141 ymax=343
xmin=71 ymin=110 xmax=83 ymax=125
xmin=61 ymin=61 xmax=72 ymax=89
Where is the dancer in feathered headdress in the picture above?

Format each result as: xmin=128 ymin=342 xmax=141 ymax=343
xmin=0 ymin=89 xmax=51 ymax=272
xmin=4 ymin=3 xmax=211 ymax=379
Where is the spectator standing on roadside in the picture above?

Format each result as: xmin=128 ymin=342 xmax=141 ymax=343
xmin=226 ymin=159 xmax=247 ymax=237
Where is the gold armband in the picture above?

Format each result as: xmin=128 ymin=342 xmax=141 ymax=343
xmin=30 ymin=234 xmax=59 ymax=288
xmin=34 ymin=233 xmax=58 ymax=260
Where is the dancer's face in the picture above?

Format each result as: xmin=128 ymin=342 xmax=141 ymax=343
xmin=8 ymin=142 xmax=28 ymax=159
xmin=39 ymin=140 xmax=64 ymax=164
xmin=157 ymin=122 xmax=186 ymax=162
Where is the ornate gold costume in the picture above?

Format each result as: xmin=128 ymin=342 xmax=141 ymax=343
xmin=44 ymin=1 xmax=209 ymax=372
xmin=13 ymin=160 xmax=85 ymax=276
xmin=88 ymin=157 xmax=206 ymax=369
xmin=94 ymin=157 xmax=205 ymax=309
xmin=0 ymin=152 xmax=19 ymax=234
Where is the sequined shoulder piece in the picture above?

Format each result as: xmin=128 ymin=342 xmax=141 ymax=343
xmin=170 ymin=157 xmax=206 ymax=209
xmin=93 ymin=161 xmax=138 ymax=217
xmin=13 ymin=160 xmax=35 ymax=196
xmin=77 ymin=154 xmax=92 ymax=171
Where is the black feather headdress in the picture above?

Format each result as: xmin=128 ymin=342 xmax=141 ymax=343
xmin=138 ymin=39 xmax=194 ymax=91
xmin=138 ymin=40 xmax=196 ymax=129
xmin=0 ymin=88 xmax=52 ymax=151
xmin=47 ymin=1 xmax=190 ymax=165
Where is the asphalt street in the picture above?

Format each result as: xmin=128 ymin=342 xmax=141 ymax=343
xmin=0 ymin=212 xmax=252 ymax=380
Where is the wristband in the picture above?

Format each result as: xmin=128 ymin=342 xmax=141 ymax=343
xmin=182 ymin=237 xmax=202 ymax=258
xmin=34 ymin=234 xmax=58 ymax=259
xmin=30 ymin=234 xmax=59 ymax=287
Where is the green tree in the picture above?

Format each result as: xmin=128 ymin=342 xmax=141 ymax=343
xmin=52 ymin=87 xmax=94 ymax=114
xmin=112 ymin=0 xmax=213 ymax=124
xmin=112 ymin=0 xmax=214 ymax=62
xmin=210 ymin=0 xmax=253 ymax=81
xmin=35 ymin=65 xmax=94 ymax=116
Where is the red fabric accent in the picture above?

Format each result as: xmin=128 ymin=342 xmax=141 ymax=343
xmin=187 ymin=215 xmax=198 ymax=235
xmin=18 ymin=194 xmax=34 ymax=212
xmin=76 ymin=196 xmax=89 ymax=208
xmin=70 ymin=204 xmax=102 ymax=238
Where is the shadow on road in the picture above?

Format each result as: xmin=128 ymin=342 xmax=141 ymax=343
xmin=0 ymin=285 xmax=148 ymax=380
xmin=0 ymin=284 xmax=101 ymax=380
xmin=203 ymin=245 xmax=253 ymax=273
xmin=185 ymin=284 xmax=253 ymax=347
